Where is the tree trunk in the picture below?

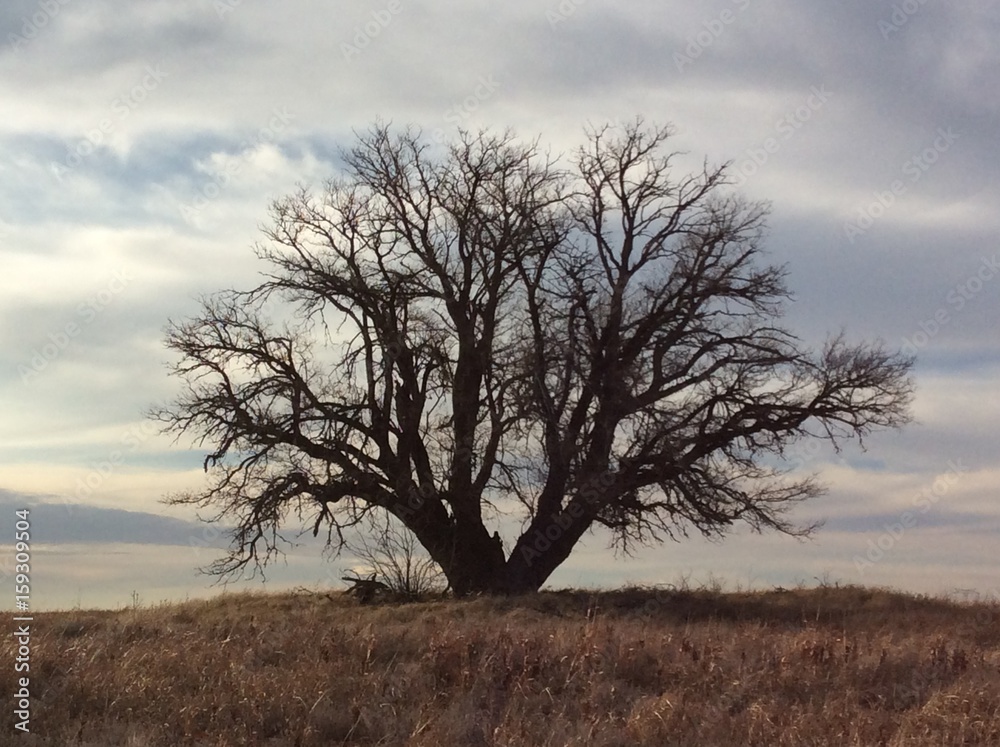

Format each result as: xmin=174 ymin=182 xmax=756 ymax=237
xmin=435 ymin=520 xmax=509 ymax=596
xmin=500 ymin=510 xmax=590 ymax=594
xmin=434 ymin=506 xmax=592 ymax=595
xmin=436 ymin=528 xmax=562 ymax=596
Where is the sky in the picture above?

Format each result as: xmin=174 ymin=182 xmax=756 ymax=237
xmin=1 ymin=0 xmax=997 ymax=610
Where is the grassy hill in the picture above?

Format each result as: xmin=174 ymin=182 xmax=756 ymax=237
xmin=3 ymin=584 xmax=999 ymax=746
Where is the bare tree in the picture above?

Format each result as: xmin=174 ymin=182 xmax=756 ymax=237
xmin=154 ymin=120 xmax=913 ymax=595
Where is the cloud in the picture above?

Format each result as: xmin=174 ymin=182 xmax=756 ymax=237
xmin=0 ymin=487 xmax=225 ymax=546
xmin=1 ymin=0 xmax=998 ymax=608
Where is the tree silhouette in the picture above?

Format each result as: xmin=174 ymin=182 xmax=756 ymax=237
xmin=155 ymin=120 xmax=913 ymax=595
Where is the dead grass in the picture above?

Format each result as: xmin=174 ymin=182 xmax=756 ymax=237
xmin=2 ymin=584 xmax=999 ymax=746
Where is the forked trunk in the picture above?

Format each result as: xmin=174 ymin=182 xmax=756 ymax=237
xmin=439 ymin=509 xmax=590 ymax=595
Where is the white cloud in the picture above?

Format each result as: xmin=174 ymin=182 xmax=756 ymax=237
xmin=2 ymin=0 xmax=998 ymax=609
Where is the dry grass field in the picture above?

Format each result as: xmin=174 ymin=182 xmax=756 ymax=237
xmin=3 ymin=584 xmax=999 ymax=746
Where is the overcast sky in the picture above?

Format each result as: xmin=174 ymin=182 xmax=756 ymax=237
xmin=1 ymin=0 xmax=998 ymax=610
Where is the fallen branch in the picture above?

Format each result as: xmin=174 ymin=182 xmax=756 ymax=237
xmin=341 ymin=573 xmax=392 ymax=603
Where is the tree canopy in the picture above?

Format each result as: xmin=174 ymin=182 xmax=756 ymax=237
xmin=155 ymin=120 xmax=914 ymax=595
